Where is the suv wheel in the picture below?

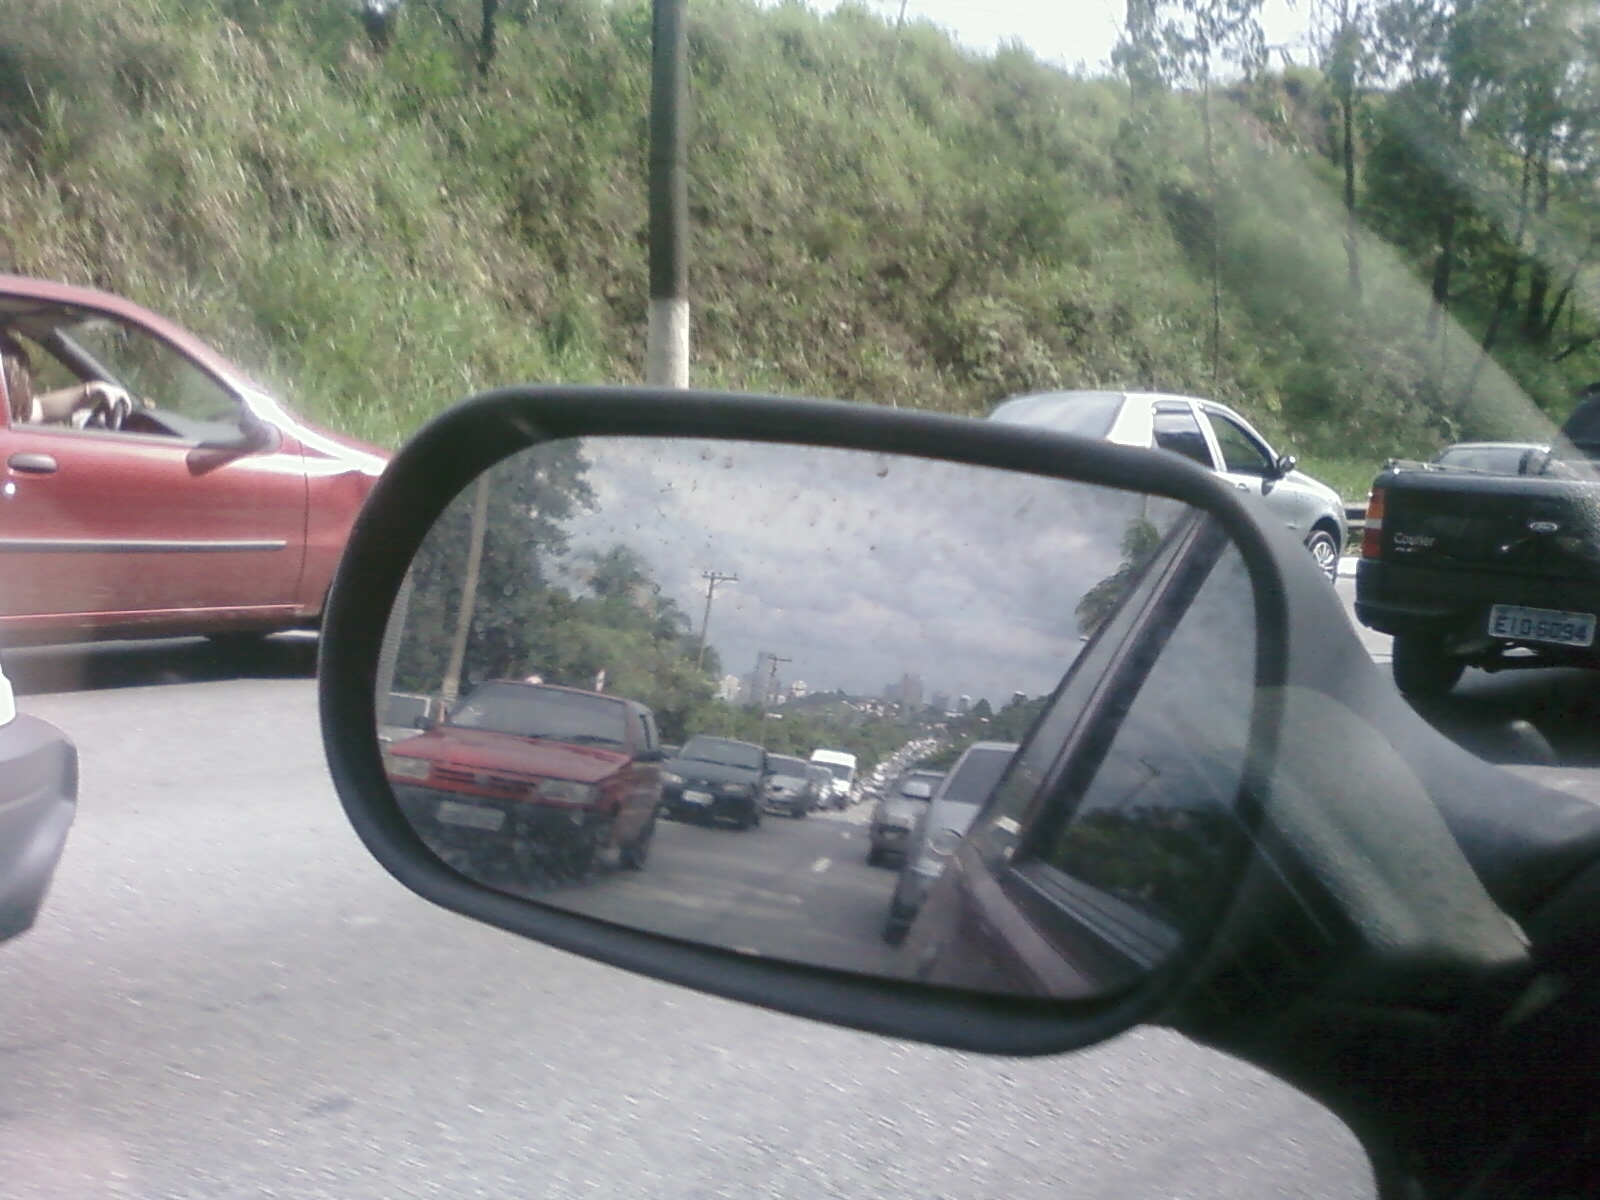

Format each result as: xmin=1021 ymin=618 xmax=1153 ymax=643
xmin=1304 ymin=527 xmax=1341 ymax=583
xmin=1392 ymin=633 xmax=1465 ymax=697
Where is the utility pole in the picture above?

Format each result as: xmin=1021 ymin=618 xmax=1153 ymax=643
xmin=757 ymin=653 xmax=791 ymax=747
xmin=441 ymin=475 xmax=490 ymax=705
xmin=646 ymin=0 xmax=690 ymax=388
xmin=695 ymin=569 xmax=736 ymax=670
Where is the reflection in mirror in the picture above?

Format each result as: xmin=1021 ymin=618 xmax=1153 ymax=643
xmin=903 ymin=533 xmax=1256 ymax=997
xmin=375 ymin=437 xmax=1257 ymax=999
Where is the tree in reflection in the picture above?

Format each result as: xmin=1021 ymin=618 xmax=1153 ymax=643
xmin=1047 ymin=802 xmax=1233 ymax=932
xmin=396 ymin=444 xmax=591 ymax=695
xmin=1075 ymin=516 xmax=1163 ymax=637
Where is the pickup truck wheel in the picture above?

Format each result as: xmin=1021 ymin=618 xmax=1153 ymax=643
xmin=1392 ymin=634 xmax=1465 ymax=697
xmin=1304 ymin=528 xmax=1340 ymax=583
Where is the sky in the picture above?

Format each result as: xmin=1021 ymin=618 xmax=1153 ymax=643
xmin=827 ymin=0 xmax=1316 ymax=76
xmin=552 ymin=436 xmax=1177 ymax=704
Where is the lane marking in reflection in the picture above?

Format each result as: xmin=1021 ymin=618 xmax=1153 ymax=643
xmin=811 ymin=857 xmax=832 ymax=873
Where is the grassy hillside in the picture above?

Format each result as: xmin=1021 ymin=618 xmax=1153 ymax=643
xmin=0 ymin=0 xmax=1593 ymax=486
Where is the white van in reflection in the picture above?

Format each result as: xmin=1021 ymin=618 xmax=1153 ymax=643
xmin=808 ymin=748 xmax=858 ymax=810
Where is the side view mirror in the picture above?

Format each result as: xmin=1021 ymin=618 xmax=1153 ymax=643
xmin=1274 ymin=452 xmax=1297 ymax=477
xmin=197 ymin=413 xmax=275 ymax=453
xmin=321 ymin=387 xmax=1538 ymax=1058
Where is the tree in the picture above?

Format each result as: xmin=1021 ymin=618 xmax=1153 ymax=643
xmin=395 ymin=442 xmax=593 ymax=696
xmin=1077 ymin=517 xmax=1164 ymax=637
xmin=1315 ymin=0 xmax=1377 ymax=298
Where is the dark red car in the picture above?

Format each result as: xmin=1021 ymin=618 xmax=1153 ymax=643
xmin=383 ymin=680 xmax=667 ymax=883
xmin=0 ymin=274 xmax=387 ymax=644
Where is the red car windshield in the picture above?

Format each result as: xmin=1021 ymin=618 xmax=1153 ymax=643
xmin=447 ymin=683 xmax=628 ymax=748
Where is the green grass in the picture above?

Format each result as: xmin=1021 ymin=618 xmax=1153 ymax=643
xmin=0 ymin=0 xmax=1593 ymax=456
xmin=1295 ymin=455 xmax=1387 ymax=505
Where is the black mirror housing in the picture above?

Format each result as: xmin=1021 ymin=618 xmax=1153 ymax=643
xmin=319 ymin=386 xmax=1579 ymax=1061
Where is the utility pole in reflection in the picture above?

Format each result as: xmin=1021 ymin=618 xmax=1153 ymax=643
xmin=695 ymin=569 xmax=737 ymax=670
xmin=757 ymin=653 xmax=791 ymax=747
xmin=441 ymin=475 xmax=490 ymax=705
xmin=645 ymin=0 xmax=690 ymax=387
xmin=374 ymin=568 xmax=414 ymax=720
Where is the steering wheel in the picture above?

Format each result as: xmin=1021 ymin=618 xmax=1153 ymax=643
xmin=80 ymin=385 xmax=136 ymax=431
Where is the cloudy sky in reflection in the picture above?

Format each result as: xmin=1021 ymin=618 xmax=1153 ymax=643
xmin=522 ymin=437 xmax=1184 ymax=704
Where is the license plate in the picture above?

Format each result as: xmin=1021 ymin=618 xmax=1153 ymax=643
xmin=1488 ymin=604 xmax=1596 ymax=647
xmin=681 ymin=790 xmax=713 ymax=805
xmin=436 ymin=800 xmax=506 ymax=831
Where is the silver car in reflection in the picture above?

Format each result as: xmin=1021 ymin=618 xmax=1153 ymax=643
xmin=763 ymin=753 xmax=819 ymax=818
xmin=990 ymin=391 xmax=1347 ymax=580
xmin=882 ymin=742 xmax=1018 ymax=945
xmin=867 ymin=769 xmax=944 ymax=867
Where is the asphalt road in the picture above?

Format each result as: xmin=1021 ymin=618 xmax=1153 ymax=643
xmin=554 ymin=809 xmax=903 ymax=974
xmin=0 ymin=644 xmax=1373 ymax=1200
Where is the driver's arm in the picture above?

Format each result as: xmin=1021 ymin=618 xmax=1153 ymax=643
xmin=32 ymin=381 xmax=133 ymax=424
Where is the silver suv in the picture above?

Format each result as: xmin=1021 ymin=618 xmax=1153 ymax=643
xmin=990 ymin=390 xmax=1347 ymax=580
xmin=867 ymin=769 xmax=944 ymax=867
xmin=882 ymin=742 xmax=1018 ymax=946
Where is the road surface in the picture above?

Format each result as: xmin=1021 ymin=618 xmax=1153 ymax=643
xmin=0 ymin=640 xmax=1373 ymax=1199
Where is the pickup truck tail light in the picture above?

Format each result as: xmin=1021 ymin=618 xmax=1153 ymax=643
xmin=1362 ymin=487 xmax=1385 ymax=559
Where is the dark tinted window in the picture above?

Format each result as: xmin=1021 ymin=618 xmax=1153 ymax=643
xmin=1434 ymin=445 xmax=1536 ymax=475
xmin=989 ymin=392 xmax=1124 ymax=440
xmin=449 ymin=683 xmax=628 ymax=747
xmin=679 ymin=737 xmax=765 ymax=769
xmin=1561 ymin=395 xmax=1600 ymax=450
xmin=1208 ymin=413 xmax=1273 ymax=476
xmin=767 ymin=755 xmax=809 ymax=777
xmin=1151 ymin=403 xmax=1214 ymax=468
xmin=941 ymin=746 xmax=1017 ymax=806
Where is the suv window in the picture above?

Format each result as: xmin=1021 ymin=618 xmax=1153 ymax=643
xmin=1207 ymin=412 xmax=1274 ymax=476
xmin=1151 ymin=403 xmax=1214 ymax=468
xmin=449 ymin=683 xmax=629 ymax=747
xmin=940 ymin=746 xmax=1016 ymax=806
xmin=679 ymin=737 xmax=764 ymax=770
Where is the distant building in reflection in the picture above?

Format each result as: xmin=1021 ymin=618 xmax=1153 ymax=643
xmin=718 ymin=674 xmax=742 ymax=703
xmin=929 ymin=691 xmax=951 ymax=715
xmin=956 ymin=694 xmax=972 ymax=715
xmin=882 ymin=673 xmax=924 ymax=710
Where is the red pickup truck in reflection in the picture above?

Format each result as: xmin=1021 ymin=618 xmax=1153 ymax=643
xmin=383 ymin=680 xmax=668 ymax=884
xmin=0 ymin=275 xmax=387 ymax=644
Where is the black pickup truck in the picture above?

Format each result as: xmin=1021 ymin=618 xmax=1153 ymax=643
xmin=1355 ymin=401 xmax=1600 ymax=696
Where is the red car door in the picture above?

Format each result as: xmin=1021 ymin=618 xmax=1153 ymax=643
xmin=0 ymin=313 xmax=307 ymax=638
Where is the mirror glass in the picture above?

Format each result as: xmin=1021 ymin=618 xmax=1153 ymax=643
xmin=375 ymin=436 xmax=1256 ymax=999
